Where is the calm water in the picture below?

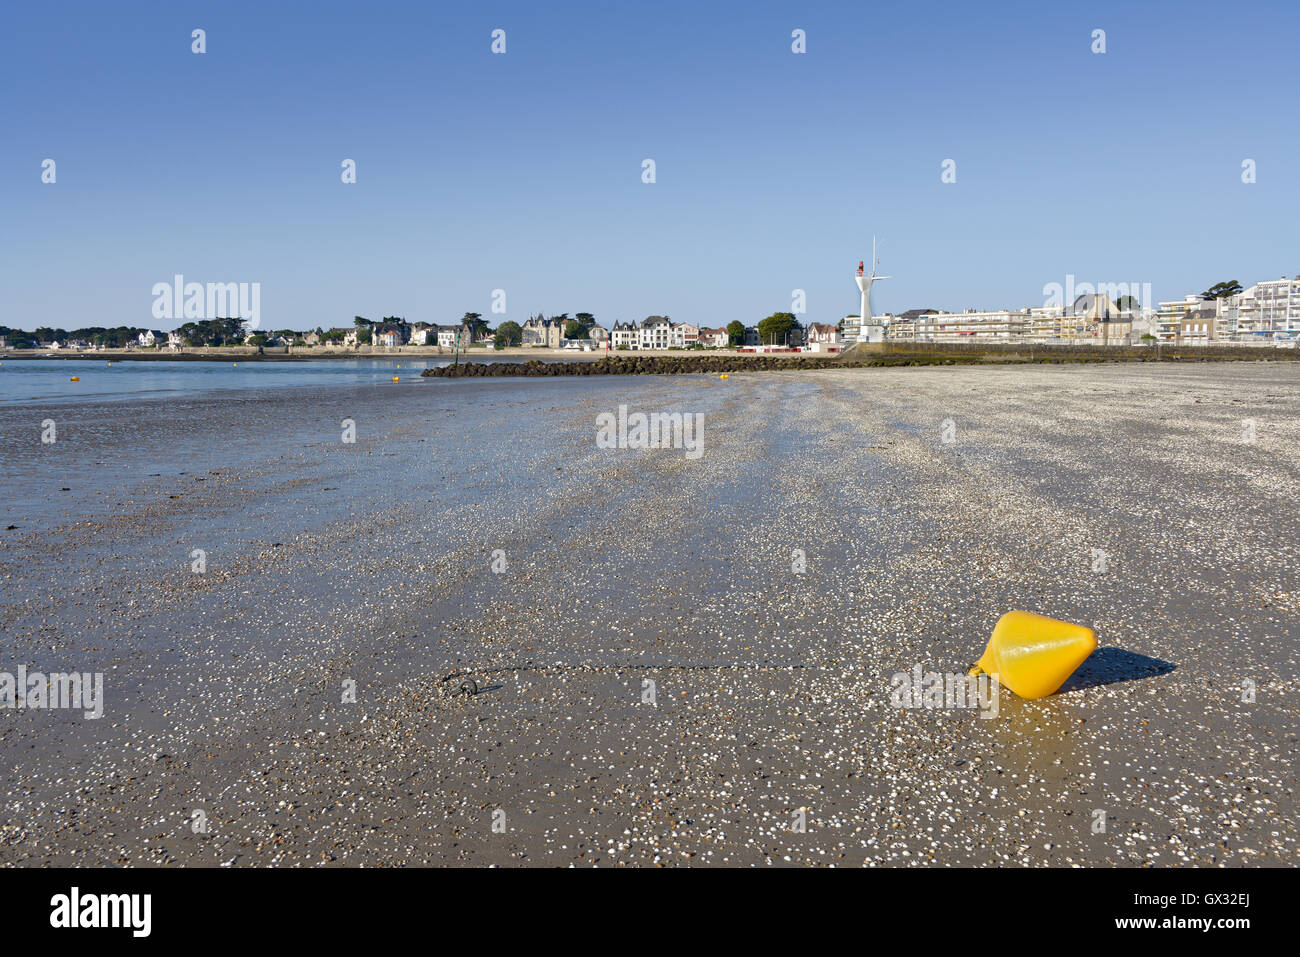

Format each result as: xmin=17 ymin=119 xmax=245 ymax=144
xmin=0 ymin=356 xmax=648 ymax=528
xmin=0 ymin=358 xmax=459 ymax=404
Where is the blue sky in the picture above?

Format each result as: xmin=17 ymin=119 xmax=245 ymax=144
xmin=3 ymin=0 xmax=1297 ymax=331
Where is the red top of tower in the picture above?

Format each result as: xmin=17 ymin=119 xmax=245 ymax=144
xmin=857 ymin=261 xmax=864 ymax=276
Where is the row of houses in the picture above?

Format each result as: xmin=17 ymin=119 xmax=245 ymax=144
xmin=18 ymin=316 xmax=837 ymax=353
xmin=299 ymin=321 xmax=477 ymax=348
xmin=847 ymin=274 xmax=1300 ymax=347
xmin=605 ymin=318 xmax=842 ymax=351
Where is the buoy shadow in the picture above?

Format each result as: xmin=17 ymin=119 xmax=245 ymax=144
xmin=1058 ymin=647 xmax=1174 ymax=692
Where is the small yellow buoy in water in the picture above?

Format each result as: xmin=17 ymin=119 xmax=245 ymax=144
xmin=71 ymin=376 xmax=79 ymax=382
xmin=392 ymin=376 xmax=400 ymax=382
xmin=720 ymin=373 xmax=729 ymax=379
xmin=970 ymin=610 xmax=1097 ymax=699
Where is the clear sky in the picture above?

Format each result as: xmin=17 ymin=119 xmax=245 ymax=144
xmin=3 ymin=0 xmax=1297 ymax=332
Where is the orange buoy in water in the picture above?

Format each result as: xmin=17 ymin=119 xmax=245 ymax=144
xmin=70 ymin=376 xmax=80 ymax=382
xmin=392 ymin=376 xmax=400 ymax=382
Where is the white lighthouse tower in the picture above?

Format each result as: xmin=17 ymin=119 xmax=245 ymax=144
xmin=852 ymin=236 xmax=891 ymax=344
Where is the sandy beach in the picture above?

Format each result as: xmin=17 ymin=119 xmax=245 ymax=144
xmin=1 ymin=362 xmax=1296 ymax=867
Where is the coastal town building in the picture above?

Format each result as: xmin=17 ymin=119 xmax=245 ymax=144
xmin=1155 ymin=296 xmax=1214 ymax=343
xmin=639 ymin=316 xmax=673 ymax=349
xmin=1213 ymin=277 xmax=1300 ymax=343
xmin=436 ymin=324 xmax=471 ymax=348
xmin=610 ymin=321 xmax=637 ymax=350
xmin=1254 ymin=276 xmax=1300 ymax=335
xmin=522 ymin=316 xmax=565 ymax=348
xmin=698 ymin=327 xmax=730 ymax=348
xmin=372 ymin=324 xmax=405 ymax=347
xmin=807 ymin=323 xmax=840 ymax=346
xmin=910 ymin=309 xmax=1031 ymax=342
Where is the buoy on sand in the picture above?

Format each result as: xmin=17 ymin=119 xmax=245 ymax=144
xmin=970 ymin=610 xmax=1097 ymax=699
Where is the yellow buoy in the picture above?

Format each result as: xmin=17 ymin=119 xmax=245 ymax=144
xmin=970 ymin=610 xmax=1096 ymax=699
xmin=71 ymin=376 xmax=79 ymax=382
xmin=720 ymin=373 xmax=729 ymax=379
xmin=392 ymin=376 xmax=400 ymax=382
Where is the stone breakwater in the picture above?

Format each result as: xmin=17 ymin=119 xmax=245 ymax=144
xmin=422 ymin=348 xmax=1297 ymax=378
xmin=422 ymin=354 xmax=974 ymax=377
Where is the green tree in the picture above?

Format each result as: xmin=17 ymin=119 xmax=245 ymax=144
xmin=756 ymin=312 xmax=797 ymax=345
xmin=1200 ymin=280 xmax=1243 ymax=301
xmin=726 ymin=320 xmax=746 ymax=346
xmin=564 ymin=319 xmax=589 ymax=339
xmin=495 ymin=320 xmax=523 ymax=347
xmin=462 ymin=313 xmax=488 ymax=340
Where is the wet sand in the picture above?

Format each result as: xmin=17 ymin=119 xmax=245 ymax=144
xmin=0 ymin=364 xmax=1296 ymax=866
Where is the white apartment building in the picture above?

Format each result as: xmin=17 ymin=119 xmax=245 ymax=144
xmin=1257 ymin=277 xmax=1300 ymax=334
xmin=912 ymin=309 xmax=1032 ymax=342
xmin=638 ymin=317 xmax=672 ymax=349
xmin=1227 ymin=277 xmax=1300 ymax=340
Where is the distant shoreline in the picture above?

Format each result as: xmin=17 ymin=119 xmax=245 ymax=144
xmin=0 ymin=347 xmax=611 ymax=363
xmin=7 ymin=341 xmax=1298 ymax=370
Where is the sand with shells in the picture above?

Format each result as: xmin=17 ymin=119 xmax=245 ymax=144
xmin=1 ymin=362 xmax=1296 ymax=866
